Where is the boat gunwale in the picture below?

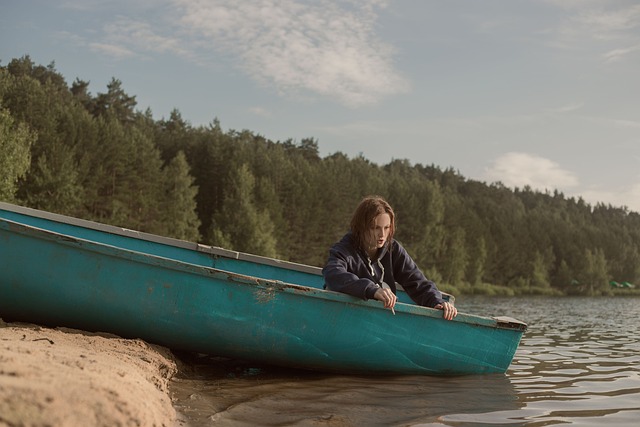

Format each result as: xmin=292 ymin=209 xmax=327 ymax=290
xmin=0 ymin=201 xmax=321 ymax=275
xmin=0 ymin=216 xmax=527 ymax=332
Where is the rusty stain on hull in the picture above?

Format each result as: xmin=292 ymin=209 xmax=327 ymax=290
xmin=254 ymin=286 xmax=276 ymax=304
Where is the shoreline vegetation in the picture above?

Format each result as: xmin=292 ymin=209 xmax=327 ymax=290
xmin=439 ymin=283 xmax=640 ymax=297
xmin=3 ymin=55 xmax=640 ymax=298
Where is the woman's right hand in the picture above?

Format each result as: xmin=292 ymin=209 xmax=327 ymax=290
xmin=374 ymin=287 xmax=397 ymax=310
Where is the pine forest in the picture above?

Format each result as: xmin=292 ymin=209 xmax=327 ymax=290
xmin=2 ymin=56 xmax=639 ymax=297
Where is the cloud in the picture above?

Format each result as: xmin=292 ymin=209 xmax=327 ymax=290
xmin=84 ymin=0 xmax=407 ymax=106
xmin=483 ymin=152 xmax=579 ymax=191
xmin=89 ymin=42 xmax=135 ymax=59
xmin=543 ymin=1 xmax=640 ymax=62
xmin=603 ymin=43 xmax=640 ymax=63
xmin=100 ymin=18 xmax=195 ymax=61
xmin=172 ymin=0 xmax=408 ymax=107
xmin=574 ymin=3 xmax=640 ymax=37
xmin=544 ymin=0 xmax=640 ymax=34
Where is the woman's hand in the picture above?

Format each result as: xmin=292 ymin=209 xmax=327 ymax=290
xmin=374 ymin=287 xmax=397 ymax=311
xmin=435 ymin=301 xmax=457 ymax=320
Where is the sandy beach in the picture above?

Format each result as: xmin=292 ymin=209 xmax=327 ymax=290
xmin=0 ymin=319 xmax=178 ymax=427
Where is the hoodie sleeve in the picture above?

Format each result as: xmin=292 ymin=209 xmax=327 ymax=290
xmin=322 ymin=243 xmax=380 ymax=301
xmin=391 ymin=242 xmax=444 ymax=308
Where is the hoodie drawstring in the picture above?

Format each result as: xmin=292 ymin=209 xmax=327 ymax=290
xmin=367 ymin=256 xmax=391 ymax=291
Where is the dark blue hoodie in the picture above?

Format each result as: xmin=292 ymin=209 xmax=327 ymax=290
xmin=322 ymin=232 xmax=444 ymax=308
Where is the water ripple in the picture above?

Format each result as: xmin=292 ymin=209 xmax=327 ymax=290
xmin=171 ymin=296 xmax=640 ymax=426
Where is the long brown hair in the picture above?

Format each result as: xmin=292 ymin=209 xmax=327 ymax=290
xmin=350 ymin=195 xmax=395 ymax=252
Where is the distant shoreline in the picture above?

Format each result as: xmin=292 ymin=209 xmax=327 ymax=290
xmin=440 ymin=283 xmax=640 ymax=297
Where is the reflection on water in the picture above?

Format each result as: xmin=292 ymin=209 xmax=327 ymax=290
xmin=171 ymin=297 xmax=640 ymax=426
xmin=171 ymin=356 xmax=519 ymax=426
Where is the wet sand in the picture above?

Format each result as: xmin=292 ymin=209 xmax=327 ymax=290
xmin=0 ymin=319 xmax=177 ymax=427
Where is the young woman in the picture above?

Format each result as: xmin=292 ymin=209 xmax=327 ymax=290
xmin=322 ymin=195 xmax=457 ymax=320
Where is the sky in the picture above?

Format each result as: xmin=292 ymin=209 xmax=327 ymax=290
xmin=2 ymin=0 xmax=640 ymax=211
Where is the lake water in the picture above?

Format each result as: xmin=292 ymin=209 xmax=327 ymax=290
xmin=170 ymin=296 xmax=640 ymax=426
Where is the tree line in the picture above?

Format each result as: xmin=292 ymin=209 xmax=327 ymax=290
xmin=2 ymin=56 xmax=639 ymax=296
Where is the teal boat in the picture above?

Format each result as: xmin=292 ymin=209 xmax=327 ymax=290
xmin=0 ymin=202 xmax=527 ymax=375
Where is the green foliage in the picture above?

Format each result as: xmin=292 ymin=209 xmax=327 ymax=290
xmin=530 ymin=251 xmax=550 ymax=288
xmin=578 ymin=248 xmax=611 ymax=296
xmin=465 ymin=237 xmax=487 ymax=286
xmin=0 ymin=104 xmax=34 ymax=202
xmin=3 ymin=56 xmax=640 ymax=296
xmin=23 ymin=140 xmax=82 ymax=212
xmin=208 ymin=164 xmax=278 ymax=257
xmin=158 ymin=151 xmax=201 ymax=241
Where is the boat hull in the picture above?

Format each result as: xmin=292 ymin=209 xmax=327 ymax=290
xmin=0 ymin=204 xmax=526 ymax=375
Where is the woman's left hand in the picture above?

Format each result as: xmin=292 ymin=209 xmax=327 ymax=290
xmin=435 ymin=301 xmax=457 ymax=320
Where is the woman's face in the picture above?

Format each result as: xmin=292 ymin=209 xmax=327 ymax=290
xmin=367 ymin=213 xmax=392 ymax=251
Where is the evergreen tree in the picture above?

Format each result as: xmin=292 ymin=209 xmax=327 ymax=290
xmin=209 ymin=164 xmax=277 ymax=257
xmin=158 ymin=151 xmax=201 ymax=242
xmin=188 ymin=121 xmax=232 ymax=237
xmin=23 ymin=140 xmax=82 ymax=213
xmin=118 ymin=127 xmax=165 ymax=232
xmin=92 ymin=78 xmax=137 ymax=123
xmin=70 ymin=78 xmax=95 ymax=112
xmin=413 ymin=180 xmax=446 ymax=273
